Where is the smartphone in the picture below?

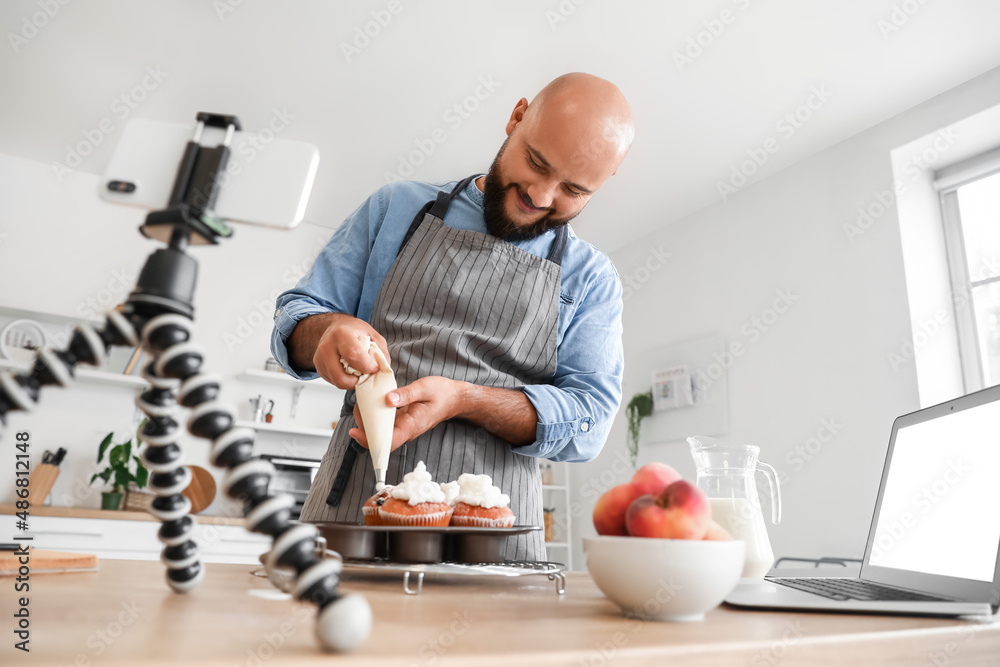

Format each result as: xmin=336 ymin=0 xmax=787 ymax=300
xmin=100 ymin=118 xmax=320 ymax=229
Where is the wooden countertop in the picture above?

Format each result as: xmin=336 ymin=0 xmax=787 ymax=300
xmin=0 ymin=503 xmax=246 ymax=526
xmin=1 ymin=558 xmax=997 ymax=666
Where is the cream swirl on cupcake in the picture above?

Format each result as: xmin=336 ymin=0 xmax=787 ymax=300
xmin=390 ymin=461 xmax=445 ymax=506
xmin=453 ymin=473 xmax=510 ymax=509
xmin=441 ymin=480 xmax=460 ymax=506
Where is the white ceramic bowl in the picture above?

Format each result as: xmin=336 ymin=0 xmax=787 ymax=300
xmin=583 ymin=535 xmax=745 ymax=622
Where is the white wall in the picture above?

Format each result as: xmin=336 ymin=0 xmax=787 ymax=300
xmin=569 ymin=65 xmax=1000 ymax=570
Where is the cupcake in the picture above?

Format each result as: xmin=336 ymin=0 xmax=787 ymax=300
xmin=449 ymin=473 xmax=515 ymax=528
xmin=379 ymin=461 xmax=453 ymax=527
xmin=362 ymin=485 xmax=394 ymax=526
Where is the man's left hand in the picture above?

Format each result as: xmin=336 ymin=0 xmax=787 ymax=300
xmin=350 ymin=376 xmax=465 ymax=451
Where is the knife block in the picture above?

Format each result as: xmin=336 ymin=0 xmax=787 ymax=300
xmin=28 ymin=463 xmax=59 ymax=507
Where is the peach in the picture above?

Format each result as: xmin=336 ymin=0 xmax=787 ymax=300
xmin=593 ymin=483 xmax=644 ymax=536
xmin=702 ymin=519 xmax=733 ymax=541
xmin=625 ymin=480 xmax=711 ymax=540
xmin=630 ymin=462 xmax=682 ymax=497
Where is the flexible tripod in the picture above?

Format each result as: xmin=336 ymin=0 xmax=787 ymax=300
xmin=0 ymin=113 xmax=370 ymax=652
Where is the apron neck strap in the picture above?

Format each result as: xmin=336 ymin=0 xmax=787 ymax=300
xmin=546 ymin=224 xmax=569 ymax=267
xmin=399 ymin=175 xmax=479 ymax=255
xmin=400 ymin=174 xmax=570 ymax=267
xmin=427 ymin=174 xmax=479 ymax=220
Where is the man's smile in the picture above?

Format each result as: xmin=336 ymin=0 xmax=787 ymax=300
xmin=513 ymin=186 xmax=543 ymax=214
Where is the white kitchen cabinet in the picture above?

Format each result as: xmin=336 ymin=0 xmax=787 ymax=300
xmin=26 ymin=515 xmax=270 ymax=564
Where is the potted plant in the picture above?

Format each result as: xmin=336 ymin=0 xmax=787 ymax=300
xmin=90 ymin=419 xmax=149 ymax=511
xmin=625 ymin=390 xmax=653 ymax=469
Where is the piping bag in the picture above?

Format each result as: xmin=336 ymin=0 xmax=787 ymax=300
xmin=340 ymin=335 xmax=396 ymax=491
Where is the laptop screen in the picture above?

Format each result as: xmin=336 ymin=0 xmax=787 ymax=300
xmin=866 ymin=394 xmax=1000 ymax=582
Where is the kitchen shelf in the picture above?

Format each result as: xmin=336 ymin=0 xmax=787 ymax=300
xmin=234 ymin=419 xmax=334 ymax=439
xmin=238 ymin=368 xmax=342 ymax=392
xmin=545 ymin=542 xmax=569 ymax=548
xmin=0 ymin=304 xmax=97 ymax=328
xmin=0 ymin=358 xmax=149 ymax=388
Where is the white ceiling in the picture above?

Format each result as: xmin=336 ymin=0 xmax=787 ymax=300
xmin=2 ymin=0 xmax=999 ymax=253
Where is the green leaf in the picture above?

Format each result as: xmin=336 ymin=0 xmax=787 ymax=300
xmin=92 ymin=468 xmax=112 ymax=487
xmin=626 ymin=390 xmax=654 ymax=470
xmin=97 ymin=432 xmax=114 ymax=463
xmin=136 ymin=418 xmax=148 ymax=448
xmin=109 ymin=444 xmax=126 ymax=468
xmin=122 ymin=441 xmax=132 ymax=465
xmin=113 ymin=467 xmax=132 ymax=494
xmin=134 ymin=463 xmax=149 ymax=489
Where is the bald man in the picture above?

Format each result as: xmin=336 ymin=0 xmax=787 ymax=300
xmin=271 ymin=73 xmax=633 ymax=560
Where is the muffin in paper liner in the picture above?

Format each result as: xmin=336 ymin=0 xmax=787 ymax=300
xmin=379 ymin=497 xmax=453 ymax=527
xmin=450 ymin=501 xmax=515 ymax=528
xmin=362 ymin=486 xmax=394 ymax=526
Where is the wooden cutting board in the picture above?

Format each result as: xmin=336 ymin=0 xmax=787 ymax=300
xmin=182 ymin=465 xmax=217 ymax=514
xmin=0 ymin=548 xmax=98 ymax=574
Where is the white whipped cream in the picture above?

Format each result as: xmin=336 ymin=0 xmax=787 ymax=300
xmin=390 ymin=461 xmax=445 ymax=506
xmin=454 ymin=473 xmax=510 ymax=509
xmin=441 ymin=481 xmax=460 ymax=506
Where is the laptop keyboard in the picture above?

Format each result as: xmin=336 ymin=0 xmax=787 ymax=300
xmin=767 ymin=577 xmax=956 ymax=602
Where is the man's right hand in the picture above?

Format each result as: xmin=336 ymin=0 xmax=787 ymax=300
xmin=289 ymin=313 xmax=391 ymax=390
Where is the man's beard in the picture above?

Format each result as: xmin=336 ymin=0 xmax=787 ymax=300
xmin=481 ymin=140 xmax=578 ymax=242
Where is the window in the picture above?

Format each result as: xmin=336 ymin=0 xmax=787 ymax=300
xmin=936 ymin=147 xmax=1000 ymax=392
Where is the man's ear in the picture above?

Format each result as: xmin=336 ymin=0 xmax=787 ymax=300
xmin=505 ymin=97 xmax=529 ymax=136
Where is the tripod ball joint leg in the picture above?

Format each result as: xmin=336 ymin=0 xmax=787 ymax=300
xmin=137 ymin=313 xmax=372 ymax=651
xmin=0 ymin=310 xmax=138 ymax=424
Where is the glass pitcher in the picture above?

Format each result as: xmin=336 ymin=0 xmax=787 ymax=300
xmin=687 ymin=436 xmax=781 ymax=578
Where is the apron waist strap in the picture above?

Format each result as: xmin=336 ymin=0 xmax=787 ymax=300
xmin=325 ymin=441 xmax=361 ymax=508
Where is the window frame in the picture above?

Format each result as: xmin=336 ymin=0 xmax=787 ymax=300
xmin=935 ymin=146 xmax=1000 ymax=392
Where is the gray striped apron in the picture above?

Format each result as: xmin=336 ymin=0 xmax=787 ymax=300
xmin=299 ymin=174 xmax=567 ymax=561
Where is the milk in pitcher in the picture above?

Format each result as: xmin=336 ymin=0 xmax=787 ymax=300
xmin=709 ymin=497 xmax=775 ymax=578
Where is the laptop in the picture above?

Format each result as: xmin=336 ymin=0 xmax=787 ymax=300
xmin=725 ymin=383 xmax=1000 ymax=617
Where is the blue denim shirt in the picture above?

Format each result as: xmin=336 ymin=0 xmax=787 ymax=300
xmin=270 ymin=177 xmax=623 ymax=462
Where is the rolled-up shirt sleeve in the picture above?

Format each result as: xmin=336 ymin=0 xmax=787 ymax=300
xmin=270 ymin=190 xmax=383 ymax=380
xmin=517 ymin=270 xmax=624 ymax=463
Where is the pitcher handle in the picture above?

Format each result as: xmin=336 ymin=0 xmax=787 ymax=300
xmin=756 ymin=461 xmax=782 ymax=524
